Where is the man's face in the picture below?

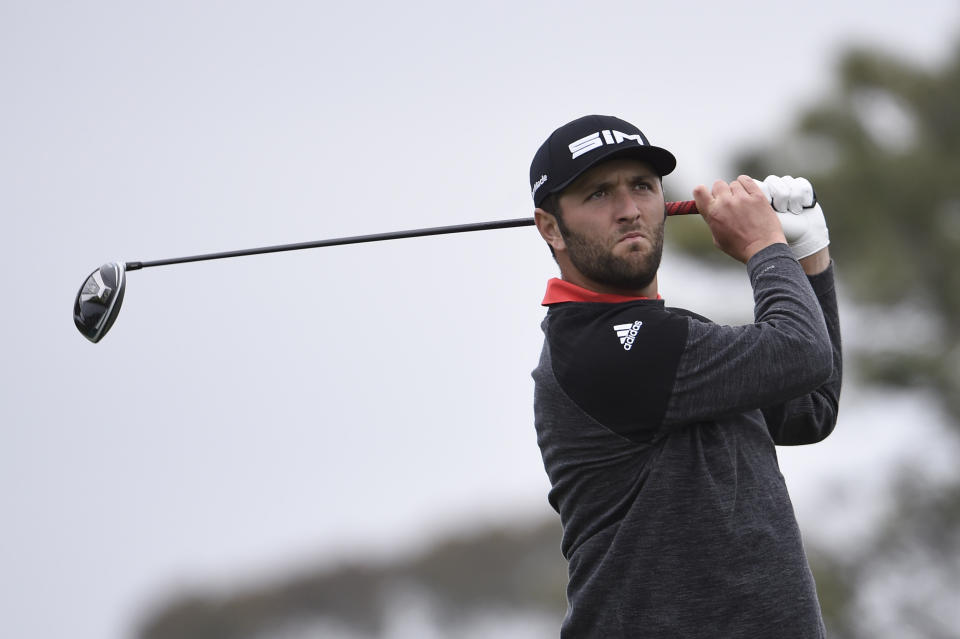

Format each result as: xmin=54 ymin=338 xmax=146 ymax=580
xmin=552 ymin=158 xmax=666 ymax=294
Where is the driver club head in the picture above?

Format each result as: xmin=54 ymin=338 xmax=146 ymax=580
xmin=74 ymin=262 xmax=126 ymax=343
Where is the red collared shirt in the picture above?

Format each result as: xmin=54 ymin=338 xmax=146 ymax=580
xmin=541 ymin=277 xmax=661 ymax=306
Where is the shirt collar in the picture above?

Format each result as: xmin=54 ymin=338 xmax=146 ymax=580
xmin=541 ymin=277 xmax=662 ymax=306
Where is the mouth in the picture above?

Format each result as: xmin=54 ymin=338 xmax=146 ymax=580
xmin=618 ymin=231 xmax=646 ymax=244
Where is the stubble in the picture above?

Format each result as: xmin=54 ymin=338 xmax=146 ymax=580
xmin=557 ymin=213 xmax=665 ymax=291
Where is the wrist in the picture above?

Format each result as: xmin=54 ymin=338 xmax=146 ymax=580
xmin=799 ymin=248 xmax=830 ymax=275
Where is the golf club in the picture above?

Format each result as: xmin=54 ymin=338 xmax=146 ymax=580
xmin=73 ymin=200 xmax=699 ymax=343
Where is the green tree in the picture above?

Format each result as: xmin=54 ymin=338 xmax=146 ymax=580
xmin=730 ymin=41 xmax=960 ymax=638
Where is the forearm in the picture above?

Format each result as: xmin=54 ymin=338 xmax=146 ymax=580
xmin=663 ymin=244 xmax=834 ymax=426
xmin=764 ymin=261 xmax=843 ymax=444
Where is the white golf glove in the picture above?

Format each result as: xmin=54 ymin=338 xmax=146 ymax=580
xmin=754 ymin=175 xmax=829 ymax=259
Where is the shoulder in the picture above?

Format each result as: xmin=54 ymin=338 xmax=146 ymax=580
xmin=545 ymin=300 xmax=694 ymax=339
xmin=541 ymin=301 xmax=694 ymax=439
xmin=664 ymin=306 xmax=712 ymax=324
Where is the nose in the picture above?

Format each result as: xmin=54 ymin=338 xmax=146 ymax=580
xmin=613 ymin=188 xmax=641 ymax=223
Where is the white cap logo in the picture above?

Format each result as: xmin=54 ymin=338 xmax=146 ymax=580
xmin=532 ymin=174 xmax=548 ymax=197
xmin=569 ymin=129 xmax=646 ymax=159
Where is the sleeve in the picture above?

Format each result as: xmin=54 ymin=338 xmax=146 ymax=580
xmin=760 ymin=264 xmax=842 ymax=445
xmin=661 ymin=243 xmax=835 ymax=429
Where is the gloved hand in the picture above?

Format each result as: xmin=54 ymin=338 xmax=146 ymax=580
xmin=754 ymin=175 xmax=829 ymax=259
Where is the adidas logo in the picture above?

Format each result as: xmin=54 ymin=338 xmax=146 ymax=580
xmin=613 ymin=321 xmax=643 ymax=351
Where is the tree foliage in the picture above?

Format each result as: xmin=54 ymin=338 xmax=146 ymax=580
xmin=136 ymin=519 xmax=566 ymax=639
xmin=730 ymin=42 xmax=960 ymax=638
xmin=735 ymin=43 xmax=960 ymax=417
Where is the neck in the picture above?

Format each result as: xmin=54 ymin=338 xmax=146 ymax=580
xmin=559 ymin=267 xmax=659 ymax=299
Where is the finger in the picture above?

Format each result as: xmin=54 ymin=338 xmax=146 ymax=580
xmin=737 ymin=175 xmax=763 ymax=196
xmin=794 ymin=177 xmax=816 ymax=208
xmin=693 ymin=184 xmax=713 ymax=214
xmin=766 ymin=175 xmax=789 ymax=212
xmin=711 ymin=179 xmax=731 ymax=199
xmin=753 ymin=178 xmax=772 ymax=202
xmin=729 ymin=178 xmax=747 ymax=198
xmin=781 ymin=175 xmax=805 ymax=213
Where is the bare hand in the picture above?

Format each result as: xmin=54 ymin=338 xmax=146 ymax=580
xmin=692 ymin=175 xmax=787 ymax=263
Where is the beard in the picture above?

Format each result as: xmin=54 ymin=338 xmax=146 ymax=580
xmin=557 ymin=214 xmax=665 ymax=291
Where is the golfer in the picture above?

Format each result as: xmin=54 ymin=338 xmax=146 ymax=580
xmin=530 ymin=114 xmax=841 ymax=638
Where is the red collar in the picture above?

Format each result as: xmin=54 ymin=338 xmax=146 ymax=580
xmin=541 ymin=278 xmax=661 ymax=305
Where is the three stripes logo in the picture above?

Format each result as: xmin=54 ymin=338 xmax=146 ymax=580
xmin=614 ymin=321 xmax=643 ymax=351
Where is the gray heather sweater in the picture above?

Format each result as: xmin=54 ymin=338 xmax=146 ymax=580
xmin=532 ymin=243 xmax=842 ymax=638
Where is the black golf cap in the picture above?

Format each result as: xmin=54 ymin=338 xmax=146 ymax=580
xmin=529 ymin=114 xmax=677 ymax=207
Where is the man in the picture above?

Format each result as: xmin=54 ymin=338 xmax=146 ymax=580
xmin=530 ymin=114 xmax=841 ymax=638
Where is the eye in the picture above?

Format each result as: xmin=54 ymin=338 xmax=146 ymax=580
xmin=587 ymin=189 xmax=607 ymax=201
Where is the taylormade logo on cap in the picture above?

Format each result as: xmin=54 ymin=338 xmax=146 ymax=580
xmin=532 ymin=174 xmax=548 ymax=197
xmin=569 ymin=130 xmax=647 ymax=159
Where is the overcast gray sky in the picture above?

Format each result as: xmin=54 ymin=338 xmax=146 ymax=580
xmin=2 ymin=1 xmax=959 ymax=637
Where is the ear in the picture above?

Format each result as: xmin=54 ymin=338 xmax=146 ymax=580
xmin=534 ymin=208 xmax=566 ymax=252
